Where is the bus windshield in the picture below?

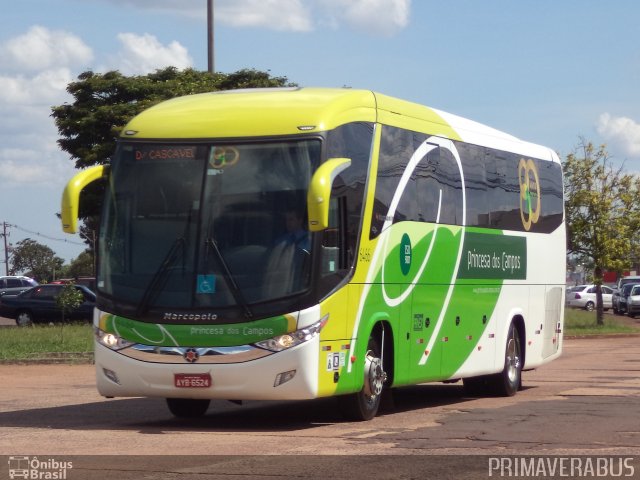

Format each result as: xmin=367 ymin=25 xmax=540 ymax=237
xmin=98 ymin=139 xmax=321 ymax=318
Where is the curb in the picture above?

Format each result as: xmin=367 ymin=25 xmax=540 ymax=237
xmin=565 ymin=333 xmax=640 ymax=340
xmin=0 ymin=352 xmax=94 ymax=365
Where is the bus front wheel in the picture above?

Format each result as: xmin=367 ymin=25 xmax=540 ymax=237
xmin=166 ymin=398 xmax=211 ymax=418
xmin=338 ymin=335 xmax=387 ymax=421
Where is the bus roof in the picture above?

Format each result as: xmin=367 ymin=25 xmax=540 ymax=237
xmin=122 ymin=87 xmax=557 ymax=162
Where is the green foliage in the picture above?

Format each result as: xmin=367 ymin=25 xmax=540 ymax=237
xmin=563 ymin=139 xmax=640 ymax=324
xmin=67 ymin=250 xmax=94 ymax=278
xmin=10 ymin=238 xmax=65 ymax=282
xmin=55 ymin=284 xmax=84 ymax=322
xmin=564 ymin=309 xmax=640 ymax=335
xmin=0 ymin=324 xmax=93 ymax=361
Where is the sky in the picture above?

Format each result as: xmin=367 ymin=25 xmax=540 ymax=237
xmin=1 ymin=0 xmax=640 ymax=267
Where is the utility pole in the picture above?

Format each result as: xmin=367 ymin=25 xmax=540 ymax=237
xmin=1 ymin=222 xmax=10 ymax=275
xmin=207 ymin=0 xmax=215 ymax=74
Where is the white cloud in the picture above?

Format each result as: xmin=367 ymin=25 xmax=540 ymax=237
xmin=218 ymin=0 xmax=313 ymax=32
xmin=0 ymin=25 xmax=93 ymax=72
xmin=96 ymin=0 xmax=411 ymax=35
xmin=317 ymin=0 xmax=410 ymax=36
xmin=0 ymin=68 xmax=73 ymax=105
xmin=96 ymin=0 xmax=203 ymax=17
xmin=0 ymin=28 xmax=82 ymax=189
xmin=0 ymin=25 xmax=196 ymax=194
xmin=597 ymin=113 xmax=640 ymax=157
xmin=107 ymin=33 xmax=193 ymax=75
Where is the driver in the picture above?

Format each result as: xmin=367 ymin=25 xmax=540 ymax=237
xmin=277 ymin=209 xmax=310 ymax=251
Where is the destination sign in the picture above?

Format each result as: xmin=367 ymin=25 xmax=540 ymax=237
xmin=134 ymin=146 xmax=197 ymax=161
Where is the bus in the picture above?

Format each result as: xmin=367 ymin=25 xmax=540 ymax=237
xmin=61 ymin=88 xmax=565 ymax=420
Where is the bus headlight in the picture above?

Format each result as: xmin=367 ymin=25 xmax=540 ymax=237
xmin=95 ymin=328 xmax=135 ymax=351
xmin=254 ymin=314 xmax=329 ymax=352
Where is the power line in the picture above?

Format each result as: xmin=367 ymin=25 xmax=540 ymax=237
xmin=4 ymin=223 xmax=85 ymax=246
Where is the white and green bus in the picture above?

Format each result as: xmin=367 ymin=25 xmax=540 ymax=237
xmin=61 ymin=88 xmax=565 ymax=420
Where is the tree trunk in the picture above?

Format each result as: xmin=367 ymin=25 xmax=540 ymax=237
xmin=594 ymin=266 xmax=604 ymax=326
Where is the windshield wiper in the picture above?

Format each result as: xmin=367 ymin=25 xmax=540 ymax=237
xmin=136 ymin=237 xmax=186 ymax=317
xmin=205 ymin=237 xmax=253 ymax=319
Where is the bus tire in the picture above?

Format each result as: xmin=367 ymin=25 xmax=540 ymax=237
xmin=490 ymin=322 xmax=522 ymax=397
xmin=338 ymin=335 xmax=386 ymax=421
xmin=166 ymin=398 xmax=211 ymax=418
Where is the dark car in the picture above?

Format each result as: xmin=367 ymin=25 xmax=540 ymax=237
xmin=612 ymin=282 xmax=640 ymax=315
xmin=0 ymin=276 xmax=38 ymax=297
xmin=0 ymin=284 xmax=95 ymax=326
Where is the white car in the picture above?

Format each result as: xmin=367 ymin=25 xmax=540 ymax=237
xmin=565 ymin=284 xmax=613 ymax=311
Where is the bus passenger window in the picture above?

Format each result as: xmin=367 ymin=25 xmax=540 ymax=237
xmin=321 ymin=198 xmax=347 ymax=276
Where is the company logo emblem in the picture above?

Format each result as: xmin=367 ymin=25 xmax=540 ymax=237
xmin=400 ymin=233 xmax=412 ymax=275
xmin=518 ymin=158 xmax=541 ymax=231
xmin=209 ymin=146 xmax=240 ymax=169
xmin=183 ymin=348 xmax=200 ymax=363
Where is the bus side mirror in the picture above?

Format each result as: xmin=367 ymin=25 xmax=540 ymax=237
xmin=307 ymin=157 xmax=351 ymax=232
xmin=61 ymin=165 xmax=108 ymax=234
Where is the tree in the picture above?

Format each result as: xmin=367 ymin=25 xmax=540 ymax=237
xmin=67 ymin=250 xmax=94 ymax=278
xmin=51 ymin=67 xmax=295 ymax=246
xmin=563 ymin=139 xmax=640 ymax=325
xmin=55 ymin=283 xmax=84 ymax=323
xmin=10 ymin=239 xmax=65 ymax=283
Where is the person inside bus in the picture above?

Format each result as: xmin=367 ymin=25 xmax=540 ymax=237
xmin=276 ymin=208 xmax=310 ymax=252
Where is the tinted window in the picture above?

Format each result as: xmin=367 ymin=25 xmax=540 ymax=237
xmin=326 ymin=122 xmax=373 ymax=269
xmin=371 ymin=126 xmax=417 ymax=237
xmin=371 ymin=126 xmax=463 ymax=238
xmin=32 ymin=286 xmax=59 ymax=299
xmin=457 ymin=140 xmax=563 ymax=233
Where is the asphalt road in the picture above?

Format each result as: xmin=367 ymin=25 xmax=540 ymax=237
xmin=0 ymin=336 xmax=639 ymax=478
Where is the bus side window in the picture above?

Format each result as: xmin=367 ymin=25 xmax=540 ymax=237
xmin=321 ymin=197 xmax=347 ymax=276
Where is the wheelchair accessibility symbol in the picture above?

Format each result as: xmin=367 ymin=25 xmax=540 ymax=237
xmin=197 ymin=275 xmax=216 ymax=294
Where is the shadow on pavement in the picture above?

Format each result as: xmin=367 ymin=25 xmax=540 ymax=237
xmin=0 ymin=384 xmax=477 ymax=433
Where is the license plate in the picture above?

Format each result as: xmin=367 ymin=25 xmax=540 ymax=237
xmin=174 ymin=373 xmax=212 ymax=388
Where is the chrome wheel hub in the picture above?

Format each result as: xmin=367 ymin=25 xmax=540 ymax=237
xmin=363 ymin=351 xmax=387 ymax=398
xmin=506 ymin=337 xmax=521 ymax=383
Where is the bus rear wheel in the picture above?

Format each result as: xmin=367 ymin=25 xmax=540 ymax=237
xmin=166 ymin=398 xmax=211 ymax=418
xmin=464 ymin=322 xmax=522 ymax=397
xmin=338 ymin=335 xmax=387 ymax=421
xmin=491 ymin=322 xmax=522 ymax=396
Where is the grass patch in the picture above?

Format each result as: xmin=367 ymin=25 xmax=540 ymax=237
xmin=0 ymin=323 xmax=93 ymax=362
xmin=564 ymin=308 xmax=640 ymax=335
xmin=0 ymin=310 xmax=636 ymax=362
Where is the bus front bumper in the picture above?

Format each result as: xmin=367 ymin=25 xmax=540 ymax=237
xmin=94 ymin=337 xmax=320 ymax=401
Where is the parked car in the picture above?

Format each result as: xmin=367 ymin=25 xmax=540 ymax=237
xmin=0 ymin=284 xmax=95 ymax=326
xmin=565 ymin=284 xmax=613 ymax=311
xmin=616 ymin=275 xmax=640 ymax=291
xmin=612 ymin=282 xmax=640 ymax=315
xmin=0 ymin=276 xmax=38 ymax=297
xmin=625 ymin=285 xmax=640 ymax=317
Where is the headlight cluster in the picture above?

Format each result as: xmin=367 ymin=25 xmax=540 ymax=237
xmin=95 ymin=328 xmax=136 ymax=351
xmin=254 ymin=315 xmax=329 ymax=352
